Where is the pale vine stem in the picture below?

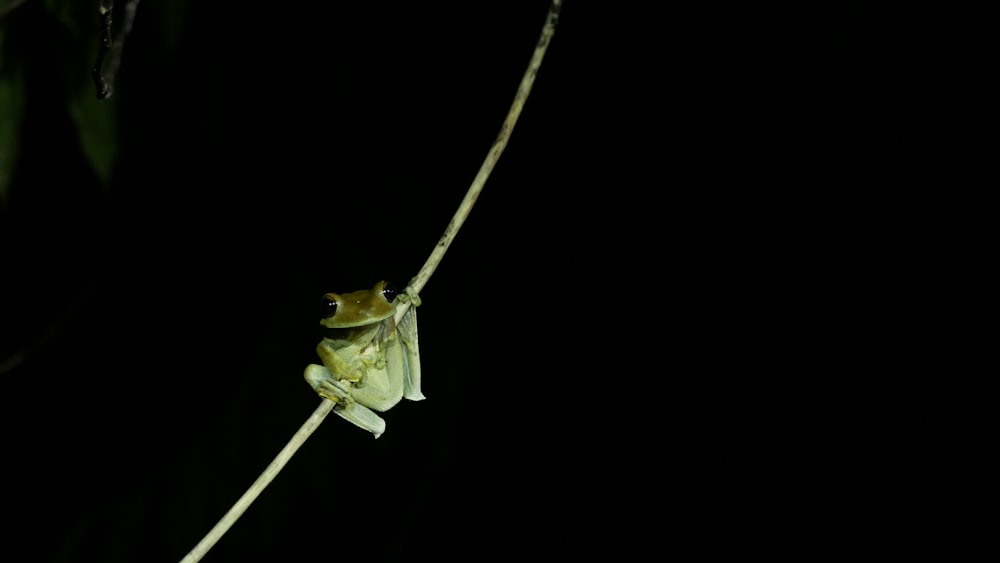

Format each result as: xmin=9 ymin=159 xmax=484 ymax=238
xmin=179 ymin=2 xmax=561 ymax=562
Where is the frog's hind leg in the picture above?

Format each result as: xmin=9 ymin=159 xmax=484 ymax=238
xmin=332 ymin=400 xmax=386 ymax=438
xmin=304 ymin=364 xmax=387 ymax=438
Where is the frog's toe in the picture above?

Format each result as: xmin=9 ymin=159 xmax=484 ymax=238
xmin=319 ymin=380 xmax=353 ymax=406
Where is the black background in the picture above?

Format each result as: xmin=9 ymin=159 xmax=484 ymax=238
xmin=1 ymin=2 xmax=969 ymax=561
xmin=3 ymin=3 xmax=649 ymax=561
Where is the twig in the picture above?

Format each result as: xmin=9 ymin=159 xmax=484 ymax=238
xmin=91 ymin=0 xmax=114 ymax=98
xmin=178 ymin=2 xmax=561 ymax=561
xmin=397 ymin=0 xmax=562 ymax=324
xmin=105 ymin=0 xmax=140 ymax=90
xmin=91 ymin=0 xmax=140 ymax=98
xmin=178 ymin=400 xmax=336 ymax=563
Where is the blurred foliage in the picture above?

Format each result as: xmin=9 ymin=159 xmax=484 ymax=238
xmin=2 ymin=0 xmax=104 ymax=203
xmin=67 ymin=83 xmax=118 ymax=184
xmin=0 ymin=34 xmax=24 ymax=205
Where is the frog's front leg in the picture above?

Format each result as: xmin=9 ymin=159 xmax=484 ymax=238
xmin=303 ymin=363 xmax=387 ymax=438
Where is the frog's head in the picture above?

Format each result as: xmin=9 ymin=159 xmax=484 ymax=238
xmin=319 ymin=280 xmax=398 ymax=328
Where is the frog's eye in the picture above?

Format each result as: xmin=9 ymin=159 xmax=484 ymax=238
xmin=382 ymin=283 xmax=399 ymax=303
xmin=320 ymin=296 xmax=339 ymax=319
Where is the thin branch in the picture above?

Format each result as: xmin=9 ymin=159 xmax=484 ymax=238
xmin=105 ymin=0 xmax=140 ymax=90
xmin=178 ymin=2 xmax=561 ymax=561
xmin=91 ymin=0 xmax=114 ymax=98
xmin=178 ymin=400 xmax=335 ymax=563
xmin=91 ymin=0 xmax=140 ymax=98
xmin=397 ymin=0 xmax=562 ymax=325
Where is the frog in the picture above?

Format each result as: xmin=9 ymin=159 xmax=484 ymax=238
xmin=303 ymin=281 xmax=423 ymax=437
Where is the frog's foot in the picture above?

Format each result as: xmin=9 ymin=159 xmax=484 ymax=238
xmin=400 ymin=284 xmax=422 ymax=307
xmin=304 ymin=364 xmax=349 ymax=403
xmin=303 ymin=364 xmax=387 ymax=438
